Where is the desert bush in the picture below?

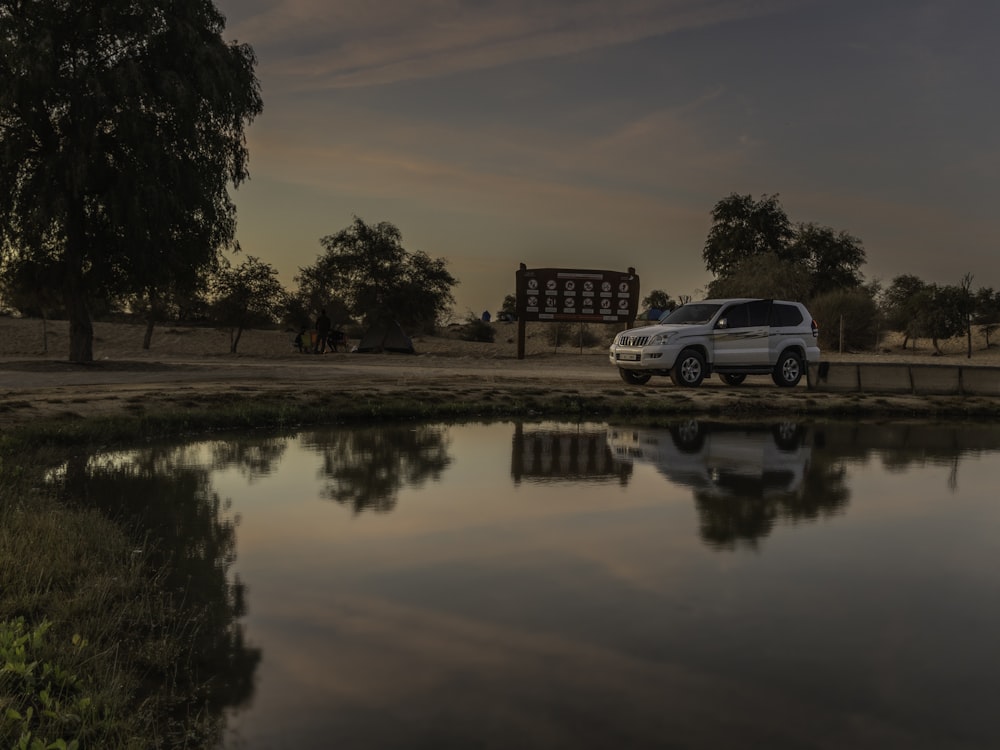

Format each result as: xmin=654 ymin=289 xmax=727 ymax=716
xmin=546 ymin=323 xmax=601 ymax=348
xmin=461 ymin=317 xmax=495 ymax=343
xmin=810 ymin=288 xmax=880 ymax=352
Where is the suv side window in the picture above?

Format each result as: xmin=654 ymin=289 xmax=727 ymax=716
xmin=747 ymin=300 xmax=771 ymax=326
xmin=720 ymin=303 xmax=749 ymax=328
xmin=770 ymin=303 xmax=804 ymax=327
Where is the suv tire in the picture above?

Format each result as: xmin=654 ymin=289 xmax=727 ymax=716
xmin=620 ymin=368 xmax=651 ymax=385
xmin=670 ymin=349 xmax=706 ymax=387
xmin=719 ymin=373 xmax=747 ymax=386
xmin=772 ymin=349 xmax=803 ymax=387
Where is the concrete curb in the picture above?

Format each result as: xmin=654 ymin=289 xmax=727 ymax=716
xmin=808 ymin=362 xmax=1000 ymax=395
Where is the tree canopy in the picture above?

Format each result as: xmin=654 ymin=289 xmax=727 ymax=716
xmin=0 ymin=0 xmax=262 ymax=361
xmin=703 ymin=193 xmax=794 ymax=277
xmin=641 ymin=290 xmax=676 ymax=313
xmin=705 ymin=252 xmax=812 ymax=301
xmin=302 ymin=217 xmax=457 ymax=334
xmin=879 ymin=273 xmax=977 ymax=353
xmin=211 ymin=256 xmax=285 ymax=353
xmin=703 ymin=193 xmax=865 ymax=300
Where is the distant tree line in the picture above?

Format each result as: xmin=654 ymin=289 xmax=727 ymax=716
xmin=639 ymin=193 xmax=999 ymax=355
xmin=0 ymin=3 xmax=456 ymax=360
xmin=1 ymin=215 xmax=458 ymax=354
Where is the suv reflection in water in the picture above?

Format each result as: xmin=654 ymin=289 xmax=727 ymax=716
xmin=609 ymin=421 xmax=848 ymax=549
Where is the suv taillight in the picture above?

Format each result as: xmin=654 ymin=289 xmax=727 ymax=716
xmin=811 ymin=319 xmax=819 ymax=338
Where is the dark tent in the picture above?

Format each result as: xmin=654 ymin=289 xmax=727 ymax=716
xmin=356 ymin=320 xmax=415 ymax=354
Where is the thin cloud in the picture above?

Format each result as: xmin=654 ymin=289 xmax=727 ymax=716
xmin=227 ymin=0 xmax=816 ymax=89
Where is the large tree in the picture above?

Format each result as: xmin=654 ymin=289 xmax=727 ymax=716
xmin=305 ymin=217 xmax=457 ymax=333
xmin=703 ymin=193 xmax=795 ymax=277
xmin=973 ymin=286 xmax=1000 ymax=348
xmin=705 ymin=251 xmax=812 ymax=301
xmin=880 ymin=274 xmax=929 ymax=348
xmin=791 ymin=222 xmax=866 ymax=297
xmin=0 ymin=0 xmax=262 ymax=362
xmin=210 ymin=256 xmax=286 ymax=354
xmin=703 ymin=194 xmax=866 ymax=300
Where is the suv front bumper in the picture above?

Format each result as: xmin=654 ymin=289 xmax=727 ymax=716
xmin=609 ymin=344 xmax=681 ymax=371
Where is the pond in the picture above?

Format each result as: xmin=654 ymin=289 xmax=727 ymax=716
xmin=58 ymin=419 xmax=1000 ymax=748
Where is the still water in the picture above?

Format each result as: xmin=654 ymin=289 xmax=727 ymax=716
xmin=66 ymin=420 xmax=1000 ymax=748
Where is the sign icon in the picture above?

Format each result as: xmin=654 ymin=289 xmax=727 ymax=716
xmin=546 ymin=280 xmax=557 ymax=290
xmin=583 ymin=281 xmax=594 ymax=292
xmin=528 ymin=279 xmax=538 ymax=290
xmin=619 ymin=282 xmax=629 ymax=293
xmin=602 ymin=282 xmax=612 ymax=292
xmin=564 ymin=280 xmax=575 ymax=291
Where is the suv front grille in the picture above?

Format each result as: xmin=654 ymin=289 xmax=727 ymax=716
xmin=619 ymin=335 xmax=649 ymax=347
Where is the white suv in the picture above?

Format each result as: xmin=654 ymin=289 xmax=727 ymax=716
xmin=609 ymin=298 xmax=820 ymax=387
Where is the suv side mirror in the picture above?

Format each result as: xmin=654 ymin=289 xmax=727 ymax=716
xmin=716 ymin=318 xmax=728 ymax=329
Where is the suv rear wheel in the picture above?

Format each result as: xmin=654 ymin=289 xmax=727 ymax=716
xmin=772 ymin=349 xmax=803 ymax=387
xmin=670 ymin=349 xmax=706 ymax=387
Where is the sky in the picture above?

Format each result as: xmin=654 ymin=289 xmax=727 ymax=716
xmin=214 ymin=0 xmax=1000 ymax=317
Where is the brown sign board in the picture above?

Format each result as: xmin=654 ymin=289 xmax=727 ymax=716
xmin=515 ymin=266 xmax=640 ymax=324
xmin=514 ymin=265 xmax=640 ymax=359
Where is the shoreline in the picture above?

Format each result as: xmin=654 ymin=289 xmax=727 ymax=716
xmin=2 ymin=316 xmax=1000 ymax=433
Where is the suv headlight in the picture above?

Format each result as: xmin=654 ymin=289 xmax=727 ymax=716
xmin=648 ymin=332 xmax=673 ymax=345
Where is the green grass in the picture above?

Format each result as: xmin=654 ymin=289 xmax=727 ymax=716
xmin=0 ymin=481 xmax=217 ymax=749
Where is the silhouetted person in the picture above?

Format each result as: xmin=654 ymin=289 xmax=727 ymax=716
xmin=315 ymin=309 xmax=331 ymax=354
xmin=293 ymin=326 xmax=308 ymax=353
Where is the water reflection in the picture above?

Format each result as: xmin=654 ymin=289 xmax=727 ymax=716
xmin=303 ymin=424 xmax=452 ymax=513
xmin=54 ymin=444 xmax=262 ymax=745
xmin=511 ymin=422 xmax=632 ymax=484
xmin=608 ymin=421 xmax=850 ymax=549
xmin=210 ymin=434 xmax=289 ymax=481
xmin=46 ymin=419 xmax=1000 ymax=749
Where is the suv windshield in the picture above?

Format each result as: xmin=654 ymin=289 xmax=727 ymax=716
xmin=659 ymin=304 xmax=721 ymax=325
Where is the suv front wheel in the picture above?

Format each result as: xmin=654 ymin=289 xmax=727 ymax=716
xmin=772 ymin=349 xmax=803 ymax=387
xmin=619 ymin=368 xmax=651 ymax=385
xmin=670 ymin=349 xmax=706 ymax=387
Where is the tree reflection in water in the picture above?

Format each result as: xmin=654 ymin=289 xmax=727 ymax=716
xmin=303 ymin=424 xmax=453 ymax=513
xmin=210 ymin=434 xmax=290 ymax=482
xmin=694 ymin=456 xmax=850 ymax=550
xmin=55 ymin=441 xmax=265 ymax=746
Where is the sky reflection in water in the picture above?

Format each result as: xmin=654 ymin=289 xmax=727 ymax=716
xmin=88 ymin=420 xmax=1000 ymax=748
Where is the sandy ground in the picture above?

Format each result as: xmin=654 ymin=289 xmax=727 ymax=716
xmin=2 ymin=316 xmax=998 ymax=428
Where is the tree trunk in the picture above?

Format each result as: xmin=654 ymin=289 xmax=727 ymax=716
xmin=66 ymin=284 xmax=93 ymax=363
xmin=65 ymin=206 xmax=93 ymax=363
xmin=231 ymin=326 xmax=243 ymax=353
xmin=143 ymin=289 xmax=160 ymax=350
